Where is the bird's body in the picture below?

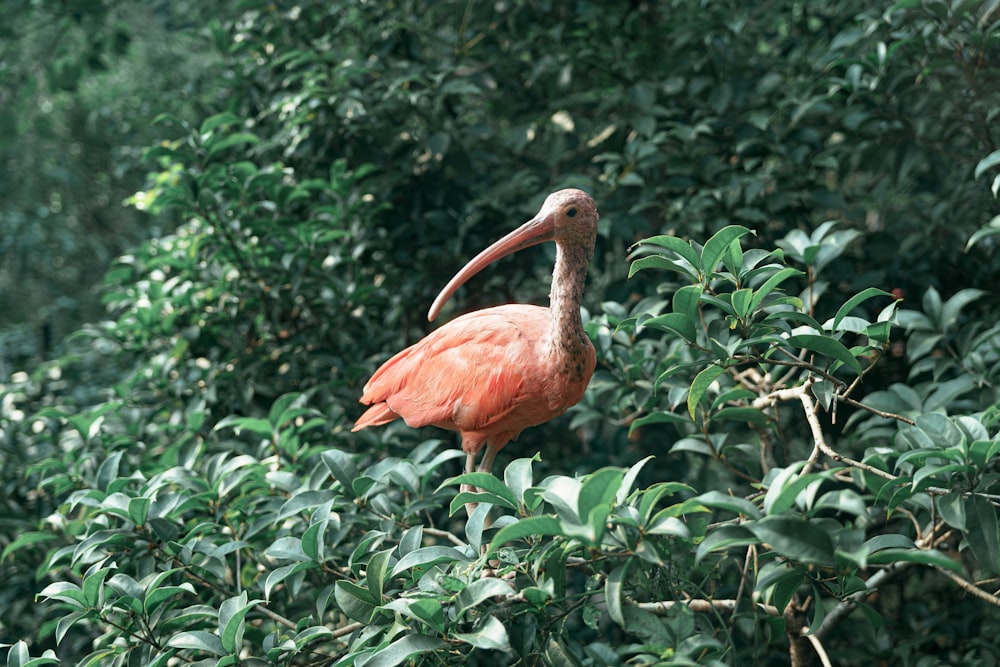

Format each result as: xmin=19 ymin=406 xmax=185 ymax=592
xmin=352 ymin=189 xmax=599 ymax=509
xmin=353 ymin=304 xmax=596 ymax=456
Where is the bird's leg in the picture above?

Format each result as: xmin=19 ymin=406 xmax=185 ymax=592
xmin=476 ymin=444 xmax=499 ymax=475
xmin=472 ymin=444 xmax=502 ymax=530
xmin=462 ymin=450 xmax=478 ymax=518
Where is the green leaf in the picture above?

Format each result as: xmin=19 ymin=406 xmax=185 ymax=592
xmin=128 ymin=497 xmax=151 ymax=525
xmin=863 ymin=533 xmax=915 ymax=552
xmin=756 ymin=563 xmax=804 ymax=613
xmin=320 ymin=449 xmax=359 ymax=495
xmin=747 ymin=516 xmax=836 ymax=566
xmin=361 ymin=634 xmax=445 ymax=667
xmin=95 ymin=450 xmax=123 ymax=491
xmin=214 ymin=416 xmax=272 ymax=437
xmin=617 ymin=456 xmax=654 ymax=505
xmin=218 ymin=592 xmax=259 ymax=653
xmin=712 ymin=406 xmax=770 ymax=426
xmin=866 ymin=548 xmax=964 ymax=574
xmin=748 ymin=267 xmax=804 ymax=314
xmin=694 ymin=490 xmax=762 ymax=519
xmin=264 ymin=562 xmax=316 ymax=600
xmin=578 ymin=467 xmax=624 ymax=527
xmin=629 ymin=411 xmax=691 ymax=435
xmin=673 ymin=284 xmax=703 ymax=322
xmin=688 ymin=365 xmax=726 ymax=418
xmin=629 ymin=254 xmax=691 ymax=279
xmin=605 ymin=560 xmax=631 ymax=626
xmin=206 ymin=132 xmax=260 ymax=158
xmin=443 ymin=472 xmax=517 ymax=508
xmin=504 ymin=457 xmax=536 ymax=507
xmin=966 ymin=214 xmax=1000 ymax=251
xmin=82 ymin=567 xmax=111 ymax=607
xmin=723 ymin=237 xmax=744 ymax=275
xmin=635 ymin=235 xmax=701 ymax=271
xmin=334 ymin=581 xmax=377 ymax=622
xmin=382 ymin=598 xmax=447 ymax=633
xmin=453 ymin=614 xmax=511 ymax=651
xmin=144 ymin=585 xmax=194 ymax=615
xmin=266 ymin=537 xmax=309 ymax=561
xmin=731 ymin=288 xmax=754 ymax=319
xmin=701 ymin=225 xmax=754 ymax=277
xmin=167 ymin=631 xmax=227 ymax=657
xmin=974 ymin=149 xmax=1000 ymax=179
xmin=643 ymin=313 xmax=697 ymax=343
xmin=37 ymin=581 xmax=87 ymax=608
xmin=762 ymin=463 xmax=814 ymax=515
xmin=366 ymin=547 xmax=394 ymax=603
xmin=969 ymin=438 xmax=1000 ymax=470
xmin=391 ymin=546 xmax=469 ymax=577
xmin=6 ymin=641 xmax=29 ymax=667
xmin=488 ymin=516 xmax=563 ymax=556
xmin=832 ymin=287 xmax=894 ymax=331
xmin=937 ymin=492 xmax=966 ymax=531
xmin=787 ymin=334 xmax=863 ymax=375
xmin=2 ymin=531 xmax=57 ymax=561
xmin=456 ymin=578 xmax=515 ymax=619
xmin=199 ymin=112 xmax=240 ymax=135
xmin=301 ymin=519 xmax=327 ymax=560
xmin=695 ymin=525 xmax=758 ymax=563
xmin=965 ymin=496 xmax=1000 ymax=574
xmin=449 ymin=491 xmax=508 ymax=516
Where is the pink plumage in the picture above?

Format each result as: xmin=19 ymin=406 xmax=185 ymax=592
xmin=352 ymin=189 xmax=599 ymax=513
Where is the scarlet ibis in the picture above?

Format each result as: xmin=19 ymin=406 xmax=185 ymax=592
xmin=352 ymin=189 xmax=598 ymax=511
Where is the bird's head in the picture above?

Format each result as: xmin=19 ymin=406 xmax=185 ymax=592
xmin=542 ymin=189 xmax=599 ymax=246
xmin=428 ymin=188 xmax=599 ymax=321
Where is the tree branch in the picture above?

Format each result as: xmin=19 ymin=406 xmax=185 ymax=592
xmin=631 ymin=597 xmax=779 ymax=616
xmin=753 ymin=382 xmax=899 ymax=481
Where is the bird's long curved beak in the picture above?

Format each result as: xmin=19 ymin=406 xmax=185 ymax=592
xmin=428 ymin=211 xmax=556 ymax=321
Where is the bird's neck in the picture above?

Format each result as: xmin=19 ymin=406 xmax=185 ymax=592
xmin=544 ymin=239 xmax=594 ymax=364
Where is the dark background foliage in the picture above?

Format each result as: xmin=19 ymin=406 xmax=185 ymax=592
xmin=2 ymin=1 xmax=1000 ymax=665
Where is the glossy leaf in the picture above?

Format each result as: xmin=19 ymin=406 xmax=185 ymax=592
xmin=362 ymin=634 xmax=445 ymax=667
xmin=832 ymin=287 xmax=895 ymax=331
xmin=701 ymin=225 xmax=755 ymax=277
xmin=688 ymin=364 xmax=726 ymax=418
xmin=787 ymin=334 xmax=863 ymax=375
xmin=391 ymin=546 xmax=470 ymax=577
xmin=747 ymin=517 xmax=836 ymax=567
xmin=965 ymin=496 xmax=1000 ymax=574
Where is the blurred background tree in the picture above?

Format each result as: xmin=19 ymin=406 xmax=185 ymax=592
xmin=0 ymin=0 xmax=222 ymax=368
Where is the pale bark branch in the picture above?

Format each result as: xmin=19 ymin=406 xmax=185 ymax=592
xmin=631 ymin=597 xmax=779 ymax=616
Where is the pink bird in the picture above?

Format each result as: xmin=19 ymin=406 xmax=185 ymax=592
xmin=352 ymin=189 xmax=598 ymax=510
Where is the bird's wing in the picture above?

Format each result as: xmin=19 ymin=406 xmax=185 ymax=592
xmin=358 ymin=305 xmax=547 ymax=432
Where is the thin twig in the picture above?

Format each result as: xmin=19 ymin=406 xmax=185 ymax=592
xmin=934 ymin=567 xmax=1000 ymax=608
xmin=421 ymin=526 xmax=468 ymax=548
xmin=838 ymin=394 xmax=916 ymax=425
xmin=331 ymin=621 xmax=363 ymax=639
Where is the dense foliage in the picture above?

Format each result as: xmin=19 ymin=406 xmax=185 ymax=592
xmin=2 ymin=1 xmax=1000 ymax=665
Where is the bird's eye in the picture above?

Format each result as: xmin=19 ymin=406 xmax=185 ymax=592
xmin=565 ymin=207 xmax=578 ymax=218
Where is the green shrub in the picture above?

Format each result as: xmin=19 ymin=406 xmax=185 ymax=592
xmin=3 ymin=1 xmax=1000 ymax=665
